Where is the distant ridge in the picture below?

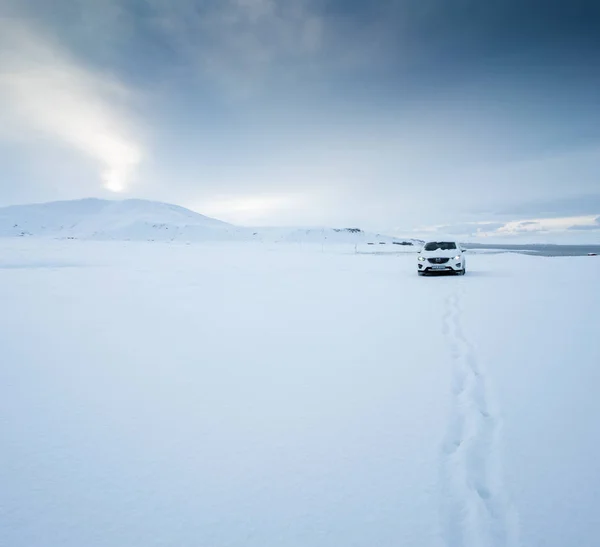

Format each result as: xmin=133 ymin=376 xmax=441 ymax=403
xmin=0 ymin=198 xmax=418 ymax=246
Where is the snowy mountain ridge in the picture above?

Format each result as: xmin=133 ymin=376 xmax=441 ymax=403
xmin=0 ymin=198 xmax=419 ymax=245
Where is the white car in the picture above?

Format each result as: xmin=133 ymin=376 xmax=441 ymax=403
xmin=417 ymin=241 xmax=467 ymax=276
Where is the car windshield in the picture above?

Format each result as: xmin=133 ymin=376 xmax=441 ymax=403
xmin=424 ymin=241 xmax=457 ymax=251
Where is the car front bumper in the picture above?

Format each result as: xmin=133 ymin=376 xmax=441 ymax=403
xmin=418 ymin=261 xmax=463 ymax=273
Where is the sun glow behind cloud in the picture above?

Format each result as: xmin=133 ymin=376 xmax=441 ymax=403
xmin=0 ymin=21 xmax=143 ymax=193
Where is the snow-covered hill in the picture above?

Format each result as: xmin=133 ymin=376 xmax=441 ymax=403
xmin=0 ymin=198 xmax=418 ymax=246
xmin=0 ymin=198 xmax=242 ymax=241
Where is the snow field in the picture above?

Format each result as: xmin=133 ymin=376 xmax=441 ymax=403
xmin=1 ymin=240 xmax=599 ymax=547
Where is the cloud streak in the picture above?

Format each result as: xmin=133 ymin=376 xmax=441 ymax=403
xmin=0 ymin=19 xmax=143 ymax=192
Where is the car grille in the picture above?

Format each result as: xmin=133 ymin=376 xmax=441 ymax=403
xmin=428 ymin=257 xmax=449 ymax=264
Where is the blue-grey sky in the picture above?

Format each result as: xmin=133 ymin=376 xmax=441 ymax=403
xmin=1 ymin=0 xmax=599 ymax=239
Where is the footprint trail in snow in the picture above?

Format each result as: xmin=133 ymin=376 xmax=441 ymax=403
xmin=440 ymin=291 xmax=519 ymax=547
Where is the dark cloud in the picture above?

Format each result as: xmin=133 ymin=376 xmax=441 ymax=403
xmin=518 ymin=221 xmax=541 ymax=227
xmin=7 ymin=0 xmax=600 ymax=90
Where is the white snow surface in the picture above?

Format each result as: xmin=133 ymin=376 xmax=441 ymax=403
xmin=1 ymin=239 xmax=599 ymax=547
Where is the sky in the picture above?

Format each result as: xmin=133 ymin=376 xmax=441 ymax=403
xmin=0 ymin=0 xmax=599 ymax=240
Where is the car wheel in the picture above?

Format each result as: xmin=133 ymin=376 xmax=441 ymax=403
xmin=418 ymin=271 xmax=425 ymax=276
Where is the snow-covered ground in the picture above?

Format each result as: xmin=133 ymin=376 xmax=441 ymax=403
xmin=1 ymin=239 xmax=599 ymax=547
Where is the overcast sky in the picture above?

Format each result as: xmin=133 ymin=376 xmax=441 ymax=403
xmin=0 ymin=0 xmax=599 ymax=239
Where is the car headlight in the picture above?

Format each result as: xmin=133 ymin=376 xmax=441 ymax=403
xmin=454 ymin=255 xmax=461 ymax=260
xmin=418 ymin=256 xmax=425 ymax=261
